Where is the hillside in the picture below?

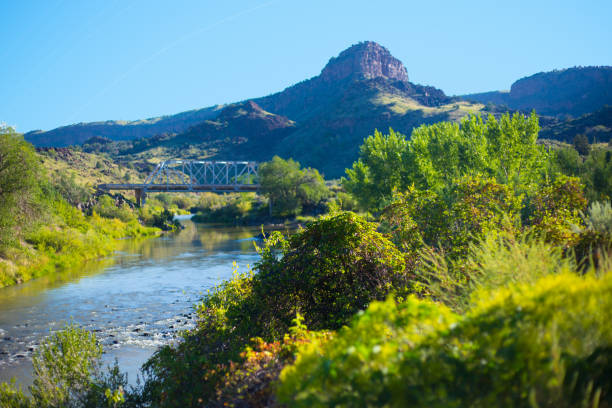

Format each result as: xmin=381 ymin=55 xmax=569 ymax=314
xmin=539 ymin=105 xmax=612 ymax=143
xmin=115 ymin=101 xmax=296 ymax=161
xmin=462 ymin=66 xmax=612 ymax=117
xmin=25 ymin=105 xmax=222 ymax=147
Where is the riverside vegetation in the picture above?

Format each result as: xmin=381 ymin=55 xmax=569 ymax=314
xmin=1 ymin=112 xmax=612 ymax=407
xmin=0 ymin=125 xmax=178 ymax=288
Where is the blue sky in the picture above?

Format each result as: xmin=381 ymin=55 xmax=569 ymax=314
xmin=1 ymin=0 xmax=611 ymax=132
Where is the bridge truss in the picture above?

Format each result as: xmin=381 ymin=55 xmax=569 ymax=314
xmin=98 ymin=160 xmax=260 ymax=206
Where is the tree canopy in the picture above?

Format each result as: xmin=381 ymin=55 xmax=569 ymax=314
xmin=259 ymin=156 xmax=329 ymax=217
xmin=343 ymin=112 xmax=548 ymax=210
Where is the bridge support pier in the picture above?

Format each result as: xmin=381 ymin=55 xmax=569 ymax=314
xmin=135 ymin=188 xmax=147 ymax=207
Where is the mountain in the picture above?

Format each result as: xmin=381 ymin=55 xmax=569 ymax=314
xmin=25 ymin=105 xmax=223 ymax=147
xmin=29 ymin=41 xmax=486 ymax=177
xmin=539 ymin=105 xmax=612 ymax=143
xmin=462 ymin=66 xmax=612 ymax=117
xmin=100 ymin=42 xmax=483 ymax=177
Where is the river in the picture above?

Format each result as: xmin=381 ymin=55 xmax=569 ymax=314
xmin=0 ymin=218 xmax=269 ymax=388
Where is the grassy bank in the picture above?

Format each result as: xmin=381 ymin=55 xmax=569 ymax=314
xmin=0 ymin=201 xmax=161 ymax=288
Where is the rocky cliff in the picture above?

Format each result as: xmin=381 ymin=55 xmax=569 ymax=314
xmin=320 ymin=41 xmax=409 ymax=83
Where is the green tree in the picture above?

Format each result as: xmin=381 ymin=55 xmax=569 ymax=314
xmin=0 ymin=125 xmax=45 ymax=250
xmin=573 ymin=134 xmax=591 ymax=156
xmin=343 ymin=128 xmax=409 ymax=210
xmin=259 ymin=156 xmax=328 ymax=217
xmin=344 ymin=113 xmax=548 ymax=211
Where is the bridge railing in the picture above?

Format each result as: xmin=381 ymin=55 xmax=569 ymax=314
xmin=144 ymin=160 xmax=259 ymax=186
xmin=97 ymin=160 xmax=260 ymax=205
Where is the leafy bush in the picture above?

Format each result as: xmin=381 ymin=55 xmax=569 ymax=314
xmin=573 ymin=200 xmax=612 ymax=268
xmin=278 ymin=271 xmax=612 ymax=408
xmin=140 ymin=212 xmax=407 ymax=406
xmin=52 ymin=172 xmax=91 ymax=206
xmin=92 ymin=195 xmax=136 ymax=223
xmin=0 ymin=323 xmax=126 ymax=408
xmin=524 ymin=175 xmax=587 ymax=246
xmin=382 ymin=176 xmax=521 ymax=265
xmin=253 ymin=212 xmax=407 ymax=331
xmin=417 ymin=231 xmax=574 ymax=312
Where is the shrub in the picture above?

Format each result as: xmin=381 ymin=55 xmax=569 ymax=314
xmin=0 ymin=322 xmax=126 ymax=408
xmin=524 ymin=175 xmax=587 ymax=246
xmin=260 ymin=156 xmax=329 ymax=217
xmin=382 ymin=176 xmax=521 ymax=265
xmin=92 ymin=195 xmax=136 ymax=223
xmin=253 ymin=211 xmax=407 ymax=331
xmin=573 ymin=200 xmax=612 ymax=268
xmin=417 ymin=231 xmax=574 ymax=312
xmin=0 ymin=126 xmax=45 ymax=250
xmin=278 ymin=271 xmax=612 ymax=408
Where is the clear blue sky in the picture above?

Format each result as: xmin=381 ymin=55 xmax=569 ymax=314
xmin=1 ymin=0 xmax=611 ymax=132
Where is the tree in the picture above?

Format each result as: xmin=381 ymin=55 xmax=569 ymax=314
xmin=0 ymin=125 xmax=44 ymax=249
xmin=573 ymin=134 xmax=591 ymax=156
xmin=259 ymin=156 xmax=329 ymax=217
xmin=343 ymin=113 xmax=549 ymax=212
xmin=343 ymin=128 xmax=409 ymax=210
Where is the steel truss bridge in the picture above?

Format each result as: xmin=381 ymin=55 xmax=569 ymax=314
xmin=97 ymin=160 xmax=259 ymax=206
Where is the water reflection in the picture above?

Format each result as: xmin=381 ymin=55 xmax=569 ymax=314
xmin=0 ymin=220 xmax=268 ymax=387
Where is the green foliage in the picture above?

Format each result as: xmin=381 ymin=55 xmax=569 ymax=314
xmin=52 ymin=172 xmax=91 ymax=206
xmin=259 ymin=156 xmax=329 ymax=217
xmin=583 ymin=200 xmax=612 ymax=234
xmin=92 ymin=196 xmax=136 ymax=223
xmin=0 ymin=323 xmax=128 ymax=408
xmin=417 ymin=231 xmax=574 ymax=312
xmin=524 ymin=175 xmax=587 ymax=246
xmin=0 ymin=125 xmax=45 ymax=250
xmin=278 ymin=271 xmax=612 ymax=408
xmin=30 ymin=322 xmax=102 ymax=407
xmin=253 ymin=212 xmax=407 ymax=331
xmin=140 ymin=212 xmax=407 ymax=405
xmin=343 ymin=128 xmax=410 ymax=210
xmin=574 ymin=134 xmax=591 ymax=156
xmin=552 ymin=145 xmax=612 ymax=201
xmin=382 ymin=175 xmax=521 ymax=265
xmin=192 ymin=193 xmax=267 ymax=224
xmin=573 ymin=201 xmax=612 ymax=268
xmin=344 ymin=113 xmax=548 ymax=210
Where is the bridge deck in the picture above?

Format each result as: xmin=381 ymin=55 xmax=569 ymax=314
xmin=98 ymin=183 xmax=260 ymax=192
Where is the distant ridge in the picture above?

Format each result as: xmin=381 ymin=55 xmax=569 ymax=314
xmin=461 ymin=66 xmax=612 ymax=117
xmin=25 ymin=106 xmax=223 ymax=147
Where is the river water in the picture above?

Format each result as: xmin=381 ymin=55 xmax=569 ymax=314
xmin=0 ymin=219 xmax=267 ymax=388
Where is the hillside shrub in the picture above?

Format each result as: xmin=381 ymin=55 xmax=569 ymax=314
xmin=417 ymin=231 xmax=574 ymax=312
xmin=573 ymin=200 xmax=612 ymax=268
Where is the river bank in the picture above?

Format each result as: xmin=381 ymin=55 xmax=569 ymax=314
xmin=0 ymin=220 xmax=262 ymax=389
